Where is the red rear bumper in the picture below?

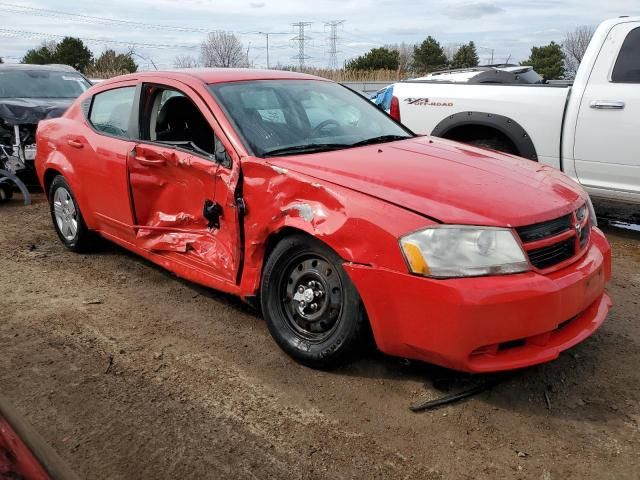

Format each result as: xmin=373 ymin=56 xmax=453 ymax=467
xmin=345 ymin=227 xmax=612 ymax=373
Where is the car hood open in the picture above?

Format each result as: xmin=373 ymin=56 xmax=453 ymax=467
xmin=0 ymin=98 xmax=73 ymax=125
xmin=266 ymin=136 xmax=585 ymax=227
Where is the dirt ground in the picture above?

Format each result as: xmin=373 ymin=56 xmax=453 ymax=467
xmin=1 ymin=194 xmax=639 ymax=480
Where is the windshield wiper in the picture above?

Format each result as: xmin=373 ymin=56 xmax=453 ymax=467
xmin=263 ymin=143 xmax=351 ymax=157
xmin=350 ymin=134 xmax=411 ymax=147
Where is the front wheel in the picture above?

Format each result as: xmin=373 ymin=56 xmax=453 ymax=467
xmin=260 ymin=234 xmax=368 ymax=368
xmin=48 ymin=176 xmax=92 ymax=252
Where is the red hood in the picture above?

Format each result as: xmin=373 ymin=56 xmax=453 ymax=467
xmin=266 ymin=137 xmax=585 ymax=227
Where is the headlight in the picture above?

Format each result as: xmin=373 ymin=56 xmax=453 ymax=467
xmin=400 ymin=226 xmax=530 ymax=278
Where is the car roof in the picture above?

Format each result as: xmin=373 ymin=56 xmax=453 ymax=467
xmin=0 ymin=63 xmax=79 ymax=73
xmin=101 ymin=68 xmax=331 ymax=86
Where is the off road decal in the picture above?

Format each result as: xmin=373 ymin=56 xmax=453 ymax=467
xmin=404 ymin=98 xmax=453 ymax=107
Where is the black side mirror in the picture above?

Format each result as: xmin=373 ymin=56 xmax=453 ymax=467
xmin=214 ymin=137 xmax=231 ymax=168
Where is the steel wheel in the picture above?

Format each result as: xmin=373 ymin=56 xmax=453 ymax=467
xmin=261 ymin=234 xmax=369 ymax=368
xmin=280 ymin=254 xmax=344 ymax=342
xmin=53 ymin=187 xmax=78 ymax=241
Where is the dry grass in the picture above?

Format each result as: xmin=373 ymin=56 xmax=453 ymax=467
xmin=294 ymin=68 xmax=400 ymax=82
xmin=86 ymin=67 xmax=400 ymax=82
xmin=84 ymin=68 xmax=133 ymax=79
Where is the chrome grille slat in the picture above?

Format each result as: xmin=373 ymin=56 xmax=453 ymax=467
xmin=527 ymin=238 xmax=576 ymax=269
xmin=516 ymin=214 xmax=572 ymax=243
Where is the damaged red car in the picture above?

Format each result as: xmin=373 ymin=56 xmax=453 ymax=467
xmin=35 ymin=69 xmax=612 ymax=372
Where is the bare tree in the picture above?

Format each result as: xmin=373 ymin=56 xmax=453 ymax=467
xmin=42 ymin=40 xmax=57 ymax=54
xmin=200 ymin=31 xmax=248 ymax=68
xmin=563 ymin=25 xmax=595 ymax=79
xmin=443 ymin=43 xmax=461 ymax=64
xmin=385 ymin=42 xmax=415 ymax=75
xmin=174 ymin=54 xmax=199 ymax=68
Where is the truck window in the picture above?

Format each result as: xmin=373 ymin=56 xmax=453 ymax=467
xmin=612 ymin=27 xmax=640 ymax=83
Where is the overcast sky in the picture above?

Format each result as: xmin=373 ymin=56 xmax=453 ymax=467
xmin=1 ymin=0 xmax=639 ymax=70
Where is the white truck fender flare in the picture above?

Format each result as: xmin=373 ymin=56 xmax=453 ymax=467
xmin=431 ymin=111 xmax=538 ymax=161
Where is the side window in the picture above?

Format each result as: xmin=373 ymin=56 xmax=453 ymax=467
xmin=612 ymin=27 xmax=640 ymax=83
xmin=89 ymin=87 xmax=135 ymax=138
xmin=143 ymin=84 xmax=219 ymax=159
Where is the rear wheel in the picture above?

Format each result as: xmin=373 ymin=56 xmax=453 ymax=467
xmin=260 ymin=234 xmax=368 ymax=368
xmin=48 ymin=176 xmax=92 ymax=252
xmin=466 ymin=136 xmax=518 ymax=155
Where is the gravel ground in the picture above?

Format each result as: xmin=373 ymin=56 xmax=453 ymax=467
xmin=1 ymin=194 xmax=639 ymax=480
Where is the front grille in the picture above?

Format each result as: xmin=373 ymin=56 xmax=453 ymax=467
xmin=527 ymin=237 xmax=576 ymax=269
xmin=516 ymin=214 xmax=572 ymax=243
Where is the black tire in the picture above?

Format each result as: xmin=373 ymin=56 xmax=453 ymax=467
xmin=0 ymin=183 xmax=13 ymax=202
xmin=260 ymin=234 xmax=368 ymax=368
xmin=467 ymin=137 xmax=518 ymax=156
xmin=48 ymin=175 xmax=92 ymax=252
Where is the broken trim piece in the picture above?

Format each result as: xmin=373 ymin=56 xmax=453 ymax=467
xmin=410 ymin=373 xmax=512 ymax=412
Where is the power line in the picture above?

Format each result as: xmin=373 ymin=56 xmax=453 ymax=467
xmin=324 ymin=20 xmax=344 ymax=69
xmin=291 ymin=22 xmax=312 ymax=70
xmin=0 ymin=2 xmax=213 ymax=33
xmin=0 ymin=28 xmax=198 ymax=50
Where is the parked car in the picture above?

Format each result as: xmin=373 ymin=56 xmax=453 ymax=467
xmin=384 ymin=17 xmax=640 ymax=204
xmin=0 ymin=63 xmax=91 ymax=190
xmin=0 ymin=394 xmax=79 ymax=480
xmin=35 ymin=68 xmax=611 ymax=372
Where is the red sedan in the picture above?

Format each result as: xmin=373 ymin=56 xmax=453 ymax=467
xmin=35 ymin=69 xmax=611 ymax=372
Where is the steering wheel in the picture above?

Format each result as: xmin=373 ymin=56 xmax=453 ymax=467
xmin=311 ymin=119 xmax=341 ymax=136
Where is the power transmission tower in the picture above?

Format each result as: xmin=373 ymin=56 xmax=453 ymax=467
xmin=291 ymin=22 xmax=312 ymax=70
xmin=324 ymin=20 xmax=344 ymax=69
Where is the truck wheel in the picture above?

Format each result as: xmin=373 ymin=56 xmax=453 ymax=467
xmin=260 ymin=234 xmax=368 ymax=368
xmin=48 ymin=176 xmax=92 ymax=252
xmin=467 ymin=137 xmax=518 ymax=156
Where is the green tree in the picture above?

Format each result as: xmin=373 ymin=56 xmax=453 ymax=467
xmin=450 ymin=41 xmax=479 ymax=69
xmin=54 ymin=37 xmax=93 ymax=72
xmin=22 ymin=45 xmax=56 ymax=65
xmin=346 ymin=47 xmax=399 ymax=70
xmin=413 ymin=36 xmax=448 ymax=73
xmin=521 ymin=41 xmax=565 ymax=80
xmin=92 ymin=49 xmax=138 ymax=74
xmin=22 ymin=37 xmax=93 ymax=73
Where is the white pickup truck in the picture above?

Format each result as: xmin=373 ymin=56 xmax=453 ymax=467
xmin=387 ymin=17 xmax=640 ymax=204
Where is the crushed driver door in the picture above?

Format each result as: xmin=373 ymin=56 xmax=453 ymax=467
xmin=127 ymin=80 xmax=242 ymax=285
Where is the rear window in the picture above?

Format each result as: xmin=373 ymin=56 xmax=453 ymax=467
xmin=89 ymin=87 xmax=136 ymax=139
xmin=612 ymin=27 xmax=640 ymax=83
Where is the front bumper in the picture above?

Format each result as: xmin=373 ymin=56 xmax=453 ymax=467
xmin=345 ymin=227 xmax=612 ymax=373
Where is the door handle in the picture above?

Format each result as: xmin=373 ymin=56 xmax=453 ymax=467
xmin=590 ymin=100 xmax=625 ymax=110
xmin=67 ymin=139 xmax=84 ymax=149
xmin=134 ymin=148 xmax=176 ymax=166
xmin=136 ymin=156 xmax=166 ymax=166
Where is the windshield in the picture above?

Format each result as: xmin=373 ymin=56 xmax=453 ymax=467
xmin=208 ymin=79 xmax=413 ymax=157
xmin=0 ymin=70 xmax=91 ymax=99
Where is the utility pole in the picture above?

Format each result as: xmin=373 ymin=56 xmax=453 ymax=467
xmin=324 ymin=20 xmax=344 ymax=69
xmin=291 ymin=22 xmax=312 ymax=70
xmin=256 ymin=32 xmax=288 ymax=69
